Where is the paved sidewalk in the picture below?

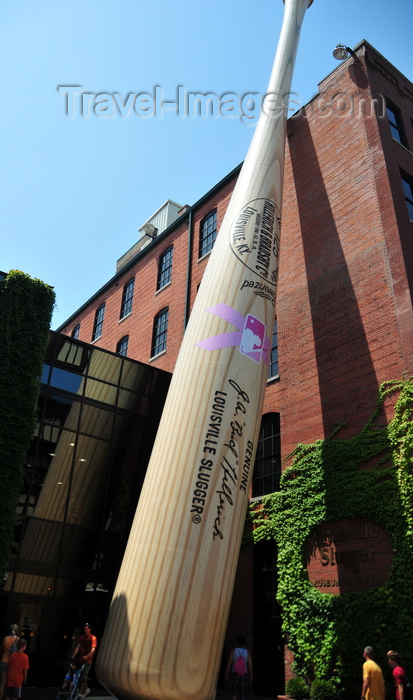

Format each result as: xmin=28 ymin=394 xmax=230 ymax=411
xmin=23 ymin=686 xmax=277 ymax=700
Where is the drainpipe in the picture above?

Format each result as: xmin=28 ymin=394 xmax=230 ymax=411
xmin=184 ymin=208 xmax=193 ymax=330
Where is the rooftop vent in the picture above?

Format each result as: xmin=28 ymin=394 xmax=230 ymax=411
xmin=116 ymin=199 xmax=183 ymax=272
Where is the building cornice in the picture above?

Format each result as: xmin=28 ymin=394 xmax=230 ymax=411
xmin=55 ymin=162 xmax=242 ymax=332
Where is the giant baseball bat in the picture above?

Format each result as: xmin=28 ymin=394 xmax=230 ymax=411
xmin=97 ymin=2 xmax=313 ymax=698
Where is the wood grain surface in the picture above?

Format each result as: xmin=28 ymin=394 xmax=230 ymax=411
xmin=97 ymin=2 xmax=313 ymax=698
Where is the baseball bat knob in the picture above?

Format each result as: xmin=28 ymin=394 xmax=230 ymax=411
xmin=282 ymin=0 xmax=314 ymax=5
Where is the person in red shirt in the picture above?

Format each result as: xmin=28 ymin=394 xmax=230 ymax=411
xmin=0 ymin=624 xmax=19 ymax=699
xmin=388 ymin=652 xmax=407 ymax=700
xmin=72 ymin=623 xmax=97 ymax=699
xmin=6 ymin=638 xmax=29 ymax=699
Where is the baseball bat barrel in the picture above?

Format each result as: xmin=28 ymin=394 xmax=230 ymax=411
xmin=97 ymin=1 xmax=313 ymax=698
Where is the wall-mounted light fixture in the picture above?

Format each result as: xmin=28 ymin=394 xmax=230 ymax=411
xmin=333 ymin=44 xmax=357 ymax=61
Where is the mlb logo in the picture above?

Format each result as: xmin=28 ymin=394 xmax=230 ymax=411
xmin=239 ymin=314 xmax=266 ymax=363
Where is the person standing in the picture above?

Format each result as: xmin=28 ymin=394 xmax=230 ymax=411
xmin=5 ymin=638 xmax=29 ymax=700
xmin=0 ymin=624 xmax=19 ymax=699
xmin=72 ymin=623 xmax=97 ymax=699
xmin=225 ymin=633 xmax=253 ymax=700
xmin=387 ymin=652 xmax=407 ymax=700
xmin=361 ymin=646 xmax=385 ymax=700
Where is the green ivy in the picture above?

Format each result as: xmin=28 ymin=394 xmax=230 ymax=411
xmin=251 ymin=379 xmax=413 ymax=697
xmin=0 ymin=270 xmax=55 ymax=582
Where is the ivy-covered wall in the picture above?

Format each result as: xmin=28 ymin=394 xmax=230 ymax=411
xmin=252 ymin=379 xmax=413 ymax=699
xmin=0 ymin=270 xmax=55 ymax=583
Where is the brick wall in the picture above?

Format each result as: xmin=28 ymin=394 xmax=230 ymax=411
xmin=264 ymin=43 xmax=413 ymax=461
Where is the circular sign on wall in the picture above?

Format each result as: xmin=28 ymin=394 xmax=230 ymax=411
xmin=305 ymin=518 xmax=393 ymax=595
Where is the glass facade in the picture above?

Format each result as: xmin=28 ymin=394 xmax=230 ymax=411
xmin=1 ymin=332 xmax=171 ymax=684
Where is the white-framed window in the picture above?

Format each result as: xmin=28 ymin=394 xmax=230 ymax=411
xmin=92 ymin=303 xmax=105 ymax=341
xmin=120 ymin=278 xmax=135 ymax=319
xmin=117 ymin=335 xmax=129 ymax=357
xmin=157 ymin=247 xmax=173 ymax=290
xmin=152 ymin=308 xmax=169 ymax=356
xmin=199 ymin=210 xmax=217 ymax=258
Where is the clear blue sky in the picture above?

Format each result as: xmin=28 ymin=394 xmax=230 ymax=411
xmin=1 ymin=0 xmax=412 ymax=329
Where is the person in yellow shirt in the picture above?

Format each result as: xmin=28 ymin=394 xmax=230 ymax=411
xmin=362 ymin=646 xmax=385 ymax=700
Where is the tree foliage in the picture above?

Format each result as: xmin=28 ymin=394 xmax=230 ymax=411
xmin=0 ymin=270 xmax=55 ymax=582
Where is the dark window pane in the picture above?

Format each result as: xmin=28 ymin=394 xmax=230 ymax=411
xmin=152 ymin=308 xmax=169 ymax=356
xmin=92 ymin=304 xmax=105 ymax=341
xmin=45 ymin=335 xmax=91 ymax=372
xmin=386 ymin=101 xmax=406 ymax=146
xmin=401 ymin=173 xmax=413 ymax=221
xmin=87 ymin=348 xmax=122 ymax=386
xmin=200 ymin=210 xmax=217 ymax=257
xmin=78 ymin=403 xmax=114 ymax=440
xmin=49 ymin=367 xmax=83 ymax=393
xmin=402 ymin=177 xmax=412 ymax=198
xmin=120 ymin=279 xmax=135 ymax=319
xmin=83 ymin=378 xmax=118 ymax=406
xmin=117 ymin=336 xmax=129 ymax=357
xmin=268 ymin=318 xmax=278 ymax=379
xmin=119 ymin=362 xmax=150 ymax=391
xmin=158 ymin=247 xmax=173 ymax=290
xmin=41 ymin=364 xmax=51 ymax=385
xmin=43 ymin=395 xmax=79 ymax=427
xmin=252 ymin=413 xmax=281 ymax=498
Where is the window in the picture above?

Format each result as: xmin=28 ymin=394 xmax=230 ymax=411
xmin=116 ymin=336 xmax=129 ymax=357
xmin=268 ymin=317 xmax=278 ymax=379
xmin=386 ymin=100 xmax=406 ymax=146
xmin=199 ymin=209 xmax=217 ymax=258
xmin=152 ymin=308 xmax=169 ymax=357
xmin=401 ymin=173 xmax=413 ymax=221
xmin=92 ymin=303 xmax=105 ymax=341
xmin=120 ymin=278 xmax=135 ymax=319
xmin=252 ymin=413 xmax=281 ymax=498
xmin=157 ymin=246 xmax=173 ymax=290
xmin=71 ymin=324 xmax=80 ymax=340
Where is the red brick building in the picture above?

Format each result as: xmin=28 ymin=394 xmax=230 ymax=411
xmin=57 ymin=41 xmax=413 ymax=695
